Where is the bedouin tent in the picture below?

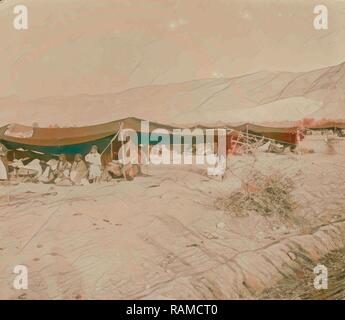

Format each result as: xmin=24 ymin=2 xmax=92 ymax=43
xmin=0 ymin=117 xmax=300 ymax=161
xmin=192 ymin=122 xmax=300 ymax=146
xmin=0 ymin=117 xmax=177 ymax=161
xmin=231 ymin=123 xmax=300 ymax=145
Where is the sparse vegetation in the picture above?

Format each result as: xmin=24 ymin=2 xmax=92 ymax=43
xmin=215 ymin=172 xmax=296 ymax=218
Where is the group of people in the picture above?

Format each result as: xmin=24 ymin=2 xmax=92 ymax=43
xmin=0 ymin=144 xmax=141 ymax=185
xmin=39 ymin=146 xmax=102 ymax=185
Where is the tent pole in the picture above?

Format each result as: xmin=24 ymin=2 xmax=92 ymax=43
xmin=119 ymin=122 xmax=127 ymax=181
xmin=246 ymin=124 xmax=249 ymax=154
xmin=110 ymin=138 xmax=113 ymax=160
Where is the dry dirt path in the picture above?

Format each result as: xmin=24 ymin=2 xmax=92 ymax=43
xmin=1 ymin=151 xmax=345 ymax=299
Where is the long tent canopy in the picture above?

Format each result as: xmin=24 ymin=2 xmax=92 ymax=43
xmin=0 ymin=117 xmax=300 ymax=159
xmin=0 ymin=117 xmax=176 ymax=157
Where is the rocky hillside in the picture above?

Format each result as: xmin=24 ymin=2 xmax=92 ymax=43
xmin=0 ymin=62 xmax=344 ymax=127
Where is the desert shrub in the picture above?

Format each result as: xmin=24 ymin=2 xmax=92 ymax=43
xmin=215 ymin=172 xmax=295 ymax=218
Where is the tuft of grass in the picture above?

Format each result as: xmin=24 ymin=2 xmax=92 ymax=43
xmin=215 ymin=172 xmax=296 ymax=218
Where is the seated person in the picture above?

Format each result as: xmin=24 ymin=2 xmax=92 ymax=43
xmin=70 ymin=154 xmax=89 ymax=185
xmin=102 ymin=161 xmax=140 ymax=181
xmin=10 ymin=158 xmax=43 ymax=181
xmin=102 ymin=145 xmax=142 ymax=181
xmin=39 ymin=159 xmax=58 ymax=183
xmin=54 ymin=154 xmax=71 ymax=184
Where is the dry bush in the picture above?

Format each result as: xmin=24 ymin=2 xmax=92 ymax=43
xmin=215 ymin=172 xmax=296 ymax=218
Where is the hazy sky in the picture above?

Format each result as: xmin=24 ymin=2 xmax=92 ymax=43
xmin=1 ymin=0 xmax=345 ymax=98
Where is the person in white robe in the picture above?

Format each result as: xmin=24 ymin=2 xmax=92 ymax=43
xmin=85 ymin=145 xmax=102 ymax=182
xmin=0 ymin=158 xmax=7 ymax=180
xmin=39 ymin=159 xmax=58 ymax=183
xmin=0 ymin=144 xmax=8 ymax=180
xmin=23 ymin=159 xmax=43 ymax=178
xmin=207 ymin=154 xmax=226 ymax=180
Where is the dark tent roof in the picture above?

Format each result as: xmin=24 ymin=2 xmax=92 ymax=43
xmin=306 ymin=121 xmax=345 ymax=130
xmin=0 ymin=117 xmax=176 ymax=147
xmin=0 ymin=117 xmax=300 ymax=156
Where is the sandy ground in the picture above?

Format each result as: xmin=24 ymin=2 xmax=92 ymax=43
xmin=1 ymin=135 xmax=345 ymax=300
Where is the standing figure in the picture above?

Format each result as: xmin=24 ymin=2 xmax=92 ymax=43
xmin=85 ymin=145 xmax=102 ymax=183
xmin=0 ymin=143 xmax=8 ymax=181
xmin=206 ymin=152 xmax=226 ymax=180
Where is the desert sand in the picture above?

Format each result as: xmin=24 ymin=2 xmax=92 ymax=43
xmin=1 ymin=135 xmax=345 ymax=299
xmin=1 ymin=0 xmax=345 ymax=300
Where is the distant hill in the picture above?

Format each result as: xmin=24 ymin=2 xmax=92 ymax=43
xmin=0 ymin=62 xmax=344 ymax=127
